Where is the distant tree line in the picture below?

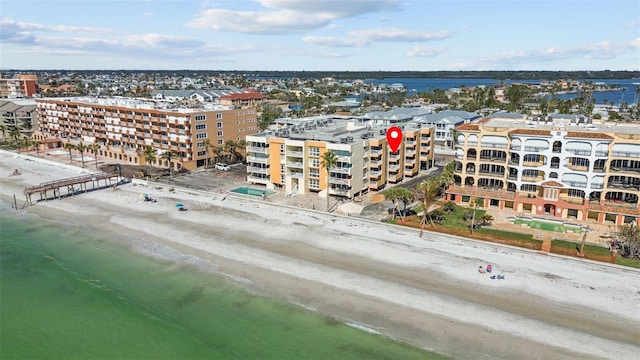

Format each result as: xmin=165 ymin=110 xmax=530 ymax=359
xmin=9 ymin=69 xmax=639 ymax=81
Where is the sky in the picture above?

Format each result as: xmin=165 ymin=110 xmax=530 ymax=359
xmin=1 ymin=0 xmax=639 ymax=71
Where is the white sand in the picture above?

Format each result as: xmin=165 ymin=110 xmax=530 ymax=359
xmin=2 ymin=150 xmax=639 ymax=360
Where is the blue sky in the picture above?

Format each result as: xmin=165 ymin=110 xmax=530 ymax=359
xmin=1 ymin=0 xmax=639 ymax=71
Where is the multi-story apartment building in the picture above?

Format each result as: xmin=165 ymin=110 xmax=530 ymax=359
xmin=0 ymin=99 xmax=37 ymax=140
xmin=0 ymin=74 xmax=38 ymax=98
xmin=447 ymin=114 xmax=640 ymax=226
xmin=34 ymin=97 xmax=259 ymax=170
xmin=245 ymin=115 xmax=435 ymax=199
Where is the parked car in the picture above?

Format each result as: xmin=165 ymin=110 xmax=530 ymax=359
xmin=215 ymin=163 xmax=230 ymax=171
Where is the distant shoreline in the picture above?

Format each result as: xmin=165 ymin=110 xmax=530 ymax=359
xmin=3 ymin=69 xmax=638 ymax=81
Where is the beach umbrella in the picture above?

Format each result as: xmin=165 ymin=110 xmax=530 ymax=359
xmin=175 ymin=203 xmax=184 ymax=208
xmin=139 ymin=193 xmax=149 ymax=199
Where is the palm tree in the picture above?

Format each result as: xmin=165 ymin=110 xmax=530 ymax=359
xmin=224 ymin=140 xmax=238 ymax=163
xmin=9 ymin=126 xmax=21 ymax=153
xmin=63 ymin=142 xmax=76 ymax=163
xmin=470 ymin=197 xmax=484 ymax=234
xmin=0 ymin=124 xmax=7 ymax=144
xmin=143 ymin=146 xmax=157 ymax=170
xmin=160 ymin=150 xmax=176 ymax=176
xmin=320 ymin=150 xmax=338 ymax=212
xmin=75 ymin=142 xmax=88 ymax=167
xmin=396 ymin=187 xmax=415 ymax=219
xmin=383 ymin=187 xmax=400 ymax=219
xmin=236 ymin=139 xmax=247 ymax=162
xmin=415 ymin=177 xmax=439 ymax=237
xmin=89 ymin=143 xmax=101 ymax=169
xmin=203 ymin=138 xmax=212 ymax=168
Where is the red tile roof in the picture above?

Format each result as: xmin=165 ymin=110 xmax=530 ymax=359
xmin=566 ymin=131 xmax=613 ymax=140
xmin=457 ymin=123 xmax=479 ymax=131
xmin=509 ymin=129 xmax=552 ymax=136
xmin=220 ymin=92 xmax=265 ymax=100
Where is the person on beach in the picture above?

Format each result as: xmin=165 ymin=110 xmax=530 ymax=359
xmin=478 ymin=266 xmax=485 ymax=274
xmin=486 ymin=264 xmax=492 ymax=273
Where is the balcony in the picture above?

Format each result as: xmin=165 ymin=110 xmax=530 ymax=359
xmin=248 ymin=166 xmax=269 ymax=174
xmin=478 ymin=170 xmax=505 ymax=178
xmin=595 ymin=151 xmax=609 ymax=157
xmin=479 ymin=156 xmax=507 ymax=163
xmin=611 ymin=151 xmax=640 ymax=158
xmin=287 ymin=150 xmax=304 ymax=157
xmin=607 ymin=183 xmax=640 ymax=191
xmin=480 ymin=142 xmax=508 ymax=149
xmin=610 ymin=166 xmax=640 ymax=174
xmin=522 ymin=160 xmax=544 ymax=167
xmin=370 ymin=149 xmax=383 ymax=156
xmin=247 ymin=156 xmax=269 ymax=164
xmin=559 ymin=195 xmax=585 ymax=205
xmin=567 ymin=164 xmax=589 ymax=172
xmin=593 ymin=167 xmax=607 ymax=173
xmin=521 ymin=175 xmax=544 ymax=182
xmin=564 ymin=181 xmax=587 ymax=188
xmin=329 ymin=177 xmax=351 ymax=185
xmin=523 ymin=146 xmax=547 ymax=152
xmin=247 ymin=146 xmax=269 ymax=154
xmin=286 ymin=161 xmax=304 ymax=168
xmin=566 ymin=149 xmax=591 ymax=156
xmin=332 ymin=167 xmax=351 ymax=174
xmin=287 ymin=171 xmax=304 ymax=178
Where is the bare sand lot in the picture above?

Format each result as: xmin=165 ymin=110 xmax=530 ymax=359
xmin=2 ymin=150 xmax=639 ymax=359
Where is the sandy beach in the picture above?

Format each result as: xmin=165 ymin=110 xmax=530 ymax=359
xmin=1 ymin=149 xmax=639 ymax=360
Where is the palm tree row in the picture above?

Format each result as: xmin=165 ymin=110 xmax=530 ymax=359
xmin=414 ymin=162 xmax=455 ymax=237
xmin=63 ymin=141 xmax=100 ymax=168
xmin=203 ymin=139 xmax=248 ymax=167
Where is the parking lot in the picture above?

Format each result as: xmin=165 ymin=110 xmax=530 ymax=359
xmin=156 ymin=163 xmax=248 ymax=193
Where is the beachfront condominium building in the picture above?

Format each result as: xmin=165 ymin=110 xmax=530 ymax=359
xmin=0 ymin=99 xmax=37 ymax=140
xmin=34 ymin=97 xmax=259 ymax=170
xmin=245 ymin=115 xmax=435 ymax=199
xmin=446 ymin=113 xmax=640 ymax=226
xmin=0 ymin=74 xmax=39 ymax=98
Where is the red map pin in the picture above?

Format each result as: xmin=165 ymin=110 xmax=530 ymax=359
xmin=386 ymin=126 xmax=403 ymax=153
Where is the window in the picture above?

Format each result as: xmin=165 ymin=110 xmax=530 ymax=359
xmin=309 ymin=169 xmax=319 ymax=178
xmin=195 ymin=115 xmax=206 ymax=121
xmin=217 ymin=122 xmax=223 ymax=128
xmin=195 ymin=124 xmax=206 ymax=130
xmin=309 ymin=158 xmax=319 ymax=167
xmin=217 ymin=131 xmax=223 ymax=136
xmin=520 ymin=184 xmax=537 ymax=192
xmin=216 ymin=114 xmax=222 ymax=119
xmin=217 ymin=139 xmax=223 ymax=145
xmin=197 ymin=150 xmax=207 ymax=156
xmin=544 ymin=188 xmax=558 ymax=200
xmin=309 ymin=179 xmax=320 ymax=188
xmin=196 ymin=133 xmax=208 ymax=139
xmin=197 ymin=142 xmax=205 ymax=148
xmin=280 ymin=144 xmax=285 ymax=153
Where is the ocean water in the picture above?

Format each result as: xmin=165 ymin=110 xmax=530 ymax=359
xmin=0 ymin=209 xmax=445 ymax=360
xmin=367 ymin=78 xmax=639 ymax=106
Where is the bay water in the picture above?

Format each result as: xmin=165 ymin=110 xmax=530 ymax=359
xmin=0 ymin=208 xmax=445 ymax=359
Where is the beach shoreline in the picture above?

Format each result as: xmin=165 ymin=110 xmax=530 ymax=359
xmin=2 ymin=150 xmax=639 ymax=359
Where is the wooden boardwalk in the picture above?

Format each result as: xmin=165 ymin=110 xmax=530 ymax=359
xmin=24 ymin=172 xmax=126 ymax=204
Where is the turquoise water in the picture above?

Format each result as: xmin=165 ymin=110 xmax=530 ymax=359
xmin=512 ymin=218 xmax=582 ymax=233
xmin=0 ymin=209 xmax=444 ymax=360
xmin=230 ymin=186 xmax=276 ymax=197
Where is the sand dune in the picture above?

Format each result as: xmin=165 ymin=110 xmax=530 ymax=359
xmin=2 ymin=150 xmax=639 ymax=359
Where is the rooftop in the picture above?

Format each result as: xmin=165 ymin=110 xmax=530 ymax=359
xmin=479 ymin=115 xmax=640 ymax=136
xmin=36 ymin=96 xmax=234 ymax=113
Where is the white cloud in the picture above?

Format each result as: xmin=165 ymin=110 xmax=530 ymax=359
xmin=348 ymin=28 xmax=452 ymax=42
xmin=406 ymin=45 xmax=445 ymax=57
xmin=0 ymin=16 xmax=263 ymax=61
xmin=303 ymin=36 xmax=368 ymax=47
xmin=185 ymin=0 xmax=403 ymax=34
xmin=304 ymin=28 xmax=453 ymax=48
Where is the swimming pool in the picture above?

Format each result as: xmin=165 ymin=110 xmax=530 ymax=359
xmin=510 ymin=217 xmax=583 ymax=233
xmin=230 ymin=187 xmax=276 ymax=197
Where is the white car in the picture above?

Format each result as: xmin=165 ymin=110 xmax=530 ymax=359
xmin=215 ymin=163 xmax=230 ymax=171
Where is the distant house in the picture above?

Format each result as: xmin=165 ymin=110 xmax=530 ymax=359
xmin=151 ymin=89 xmax=243 ymax=103
xmin=218 ymin=92 xmax=266 ymax=108
xmin=415 ymin=110 xmax=478 ymax=146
